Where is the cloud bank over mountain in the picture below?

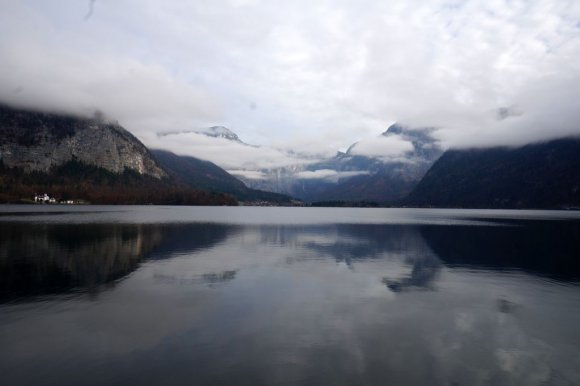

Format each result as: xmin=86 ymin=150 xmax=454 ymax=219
xmin=152 ymin=131 xmax=312 ymax=170
xmin=296 ymin=170 xmax=370 ymax=181
xmin=1 ymin=0 xmax=580 ymax=171
xmin=349 ymin=136 xmax=415 ymax=161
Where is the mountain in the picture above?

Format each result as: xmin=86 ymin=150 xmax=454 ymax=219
xmin=0 ymin=155 xmax=238 ymax=205
xmin=0 ymin=104 xmax=293 ymax=205
xmin=404 ymin=137 xmax=580 ymax=209
xmin=150 ymin=149 xmax=294 ymax=203
xmin=305 ymin=124 xmax=443 ymax=202
xmin=0 ymin=104 xmax=165 ymax=178
xmin=0 ymin=104 xmax=236 ymax=205
xmin=159 ymin=126 xmax=255 ymax=147
xmin=199 ymin=126 xmax=243 ymax=142
xmin=239 ymin=124 xmax=443 ymax=203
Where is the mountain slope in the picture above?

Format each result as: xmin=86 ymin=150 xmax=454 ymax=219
xmin=0 ymin=159 xmax=237 ymax=205
xmin=290 ymin=124 xmax=442 ymax=203
xmin=236 ymin=124 xmax=442 ymax=203
xmin=318 ymin=125 xmax=442 ymax=202
xmin=0 ymin=104 xmax=166 ymax=178
xmin=405 ymin=138 xmax=580 ymax=208
xmin=151 ymin=149 xmax=294 ymax=203
xmin=309 ymin=170 xmax=418 ymax=203
xmin=0 ymin=104 xmax=238 ymax=205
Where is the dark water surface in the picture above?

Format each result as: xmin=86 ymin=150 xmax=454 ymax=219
xmin=1 ymin=206 xmax=580 ymax=385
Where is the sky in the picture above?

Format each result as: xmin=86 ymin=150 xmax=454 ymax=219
xmin=1 ymin=0 xmax=580 ymax=172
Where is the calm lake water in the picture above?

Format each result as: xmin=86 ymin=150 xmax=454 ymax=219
xmin=1 ymin=205 xmax=580 ymax=385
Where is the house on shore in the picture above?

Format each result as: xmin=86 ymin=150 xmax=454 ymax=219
xmin=33 ymin=194 xmax=56 ymax=204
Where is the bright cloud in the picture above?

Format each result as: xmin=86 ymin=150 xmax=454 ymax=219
xmin=227 ymin=170 xmax=268 ymax=180
xmin=296 ymin=169 xmax=370 ymax=181
xmin=148 ymin=131 xmax=316 ymax=170
xmin=349 ymin=136 xmax=415 ymax=160
xmin=1 ymin=0 xmax=580 ymax=166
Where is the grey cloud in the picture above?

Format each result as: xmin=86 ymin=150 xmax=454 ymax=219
xmin=84 ymin=0 xmax=96 ymax=21
xmin=496 ymin=107 xmax=523 ymax=121
xmin=1 ymin=0 xmax=580 ymax=166
xmin=0 ymin=1 xmax=221 ymax=135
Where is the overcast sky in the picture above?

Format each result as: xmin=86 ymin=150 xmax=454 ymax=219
xmin=1 ymin=0 xmax=580 ymax=171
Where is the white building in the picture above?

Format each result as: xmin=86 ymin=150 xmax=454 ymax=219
xmin=34 ymin=194 xmax=56 ymax=203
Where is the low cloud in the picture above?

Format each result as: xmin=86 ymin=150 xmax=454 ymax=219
xmin=149 ymin=131 xmax=317 ymax=170
xmin=349 ymin=136 xmax=415 ymax=160
xmin=0 ymin=1 xmax=221 ymax=136
xmin=0 ymin=48 xmax=220 ymax=135
xmin=296 ymin=169 xmax=370 ymax=182
xmin=227 ymin=170 xmax=268 ymax=180
xmin=496 ymin=106 xmax=523 ymax=121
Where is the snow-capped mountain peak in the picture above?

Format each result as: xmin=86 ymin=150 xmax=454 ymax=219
xmin=195 ymin=126 xmax=259 ymax=148
xmin=199 ymin=126 xmax=240 ymax=141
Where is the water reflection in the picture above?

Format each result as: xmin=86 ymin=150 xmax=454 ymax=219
xmin=3 ymin=219 xmax=580 ymax=304
xmin=0 ymin=223 xmax=238 ymax=303
xmin=0 ymin=223 xmax=158 ymax=302
xmin=421 ymin=220 xmax=580 ymax=280
xmin=258 ymin=225 xmax=444 ymax=292
xmin=1 ymin=213 xmax=580 ymax=386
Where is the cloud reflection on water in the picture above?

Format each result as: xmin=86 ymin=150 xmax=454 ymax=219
xmin=1 ymin=213 xmax=580 ymax=385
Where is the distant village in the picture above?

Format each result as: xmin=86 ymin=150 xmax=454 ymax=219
xmin=33 ymin=194 xmax=84 ymax=205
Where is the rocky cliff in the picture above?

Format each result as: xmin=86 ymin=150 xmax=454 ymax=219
xmin=0 ymin=104 xmax=166 ymax=178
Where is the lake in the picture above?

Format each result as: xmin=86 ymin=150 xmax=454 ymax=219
xmin=1 ymin=205 xmax=580 ymax=385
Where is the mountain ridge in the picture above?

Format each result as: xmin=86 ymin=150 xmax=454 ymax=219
xmin=404 ymin=137 xmax=580 ymax=209
xmin=238 ymin=123 xmax=443 ymax=203
xmin=0 ymin=104 xmax=287 ymax=205
xmin=151 ymin=149 xmax=294 ymax=203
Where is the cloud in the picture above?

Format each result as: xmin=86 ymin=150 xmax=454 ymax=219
xmin=346 ymin=0 xmax=580 ymax=149
xmin=349 ymin=136 xmax=415 ymax=160
xmin=149 ymin=131 xmax=317 ymax=170
xmin=84 ymin=0 xmax=96 ymax=21
xmin=1 ymin=0 xmax=580 ymax=166
xmin=227 ymin=170 xmax=268 ymax=180
xmin=0 ymin=1 xmax=221 ymax=135
xmin=0 ymin=51 xmax=221 ymax=133
xmin=296 ymin=169 xmax=370 ymax=182
xmin=496 ymin=106 xmax=523 ymax=121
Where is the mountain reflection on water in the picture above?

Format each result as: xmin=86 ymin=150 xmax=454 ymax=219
xmin=0 ymin=222 xmax=238 ymax=302
xmin=1 ymin=208 xmax=580 ymax=386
